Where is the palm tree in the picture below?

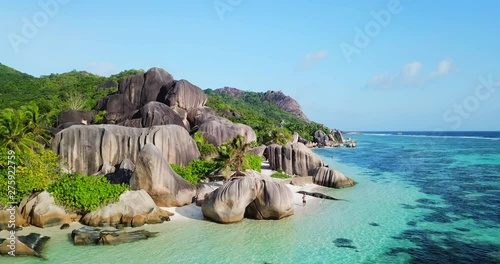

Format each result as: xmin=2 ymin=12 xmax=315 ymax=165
xmin=0 ymin=108 xmax=44 ymax=154
xmin=21 ymin=104 xmax=51 ymax=146
xmin=218 ymin=135 xmax=253 ymax=180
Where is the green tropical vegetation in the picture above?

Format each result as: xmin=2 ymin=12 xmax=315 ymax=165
xmin=0 ymin=63 xmax=325 ymax=207
xmin=205 ymin=89 xmax=330 ymax=144
xmin=271 ymin=170 xmax=291 ymax=179
xmin=48 ymin=174 xmax=129 ymax=212
xmin=171 ymin=160 xmax=222 ymax=184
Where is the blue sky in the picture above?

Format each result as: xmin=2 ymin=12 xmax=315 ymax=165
xmin=1 ymin=0 xmax=499 ymax=131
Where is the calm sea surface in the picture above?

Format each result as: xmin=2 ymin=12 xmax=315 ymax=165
xmin=4 ymin=132 xmax=500 ymax=263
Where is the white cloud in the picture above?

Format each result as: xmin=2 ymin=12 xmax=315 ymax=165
xmin=296 ymin=50 xmax=328 ymax=71
xmin=367 ymin=58 xmax=454 ymax=89
xmin=304 ymin=50 xmax=328 ymax=62
xmin=402 ymin=61 xmax=422 ymax=80
xmin=431 ymin=59 xmax=453 ymax=78
xmin=86 ymin=61 xmax=118 ymax=77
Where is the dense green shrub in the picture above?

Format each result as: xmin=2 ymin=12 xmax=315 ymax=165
xmin=271 ymin=171 xmax=291 ymax=179
xmin=171 ymin=160 xmax=222 ymax=184
xmin=193 ymin=132 xmax=218 ymax=160
xmin=0 ymin=148 xmax=61 ymax=205
xmin=48 ymin=174 xmax=129 ymax=212
xmin=242 ymin=154 xmax=263 ymax=172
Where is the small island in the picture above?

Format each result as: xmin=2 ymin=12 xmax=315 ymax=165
xmin=0 ymin=65 xmax=356 ymax=258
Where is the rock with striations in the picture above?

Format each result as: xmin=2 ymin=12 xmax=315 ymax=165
xmin=59 ymin=110 xmax=97 ymax=125
xmin=116 ymin=68 xmax=174 ymax=107
xmin=51 ymin=124 xmax=200 ymax=175
xmin=264 ymin=143 xmax=324 ymax=176
xmin=261 ymin=90 xmax=309 ymax=121
xmin=0 ymin=206 xmax=28 ymax=230
xmin=141 ymin=68 xmax=175 ymax=106
xmin=332 ymin=129 xmax=345 ymax=143
xmin=18 ymin=191 xmax=78 ymax=228
xmin=81 ymin=190 xmax=173 ymax=227
xmin=118 ymin=73 xmax=145 ymax=107
xmin=202 ymin=171 xmax=294 ymax=223
xmin=71 ymin=226 xmax=158 ymax=245
xmin=0 ymin=233 xmax=50 ymax=257
xmin=161 ymin=79 xmax=208 ymax=111
xmin=140 ymin=102 xmax=187 ymax=129
xmin=187 ymin=107 xmax=218 ymax=127
xmin=310 ymin=167 xmax=356 ymax=188
xmin=198 ymin=117 xmax=257 ymax=146
xmin=130 ymin=144 xmax=196 ymax=207
xmin=94 ymin=94 xmax=137 ymax=118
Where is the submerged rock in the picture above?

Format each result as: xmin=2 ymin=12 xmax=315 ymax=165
xmin=81 ymin=190 xmax=173 ymax=227
xmin=310 ymin=167 xmax=356 ymax=188
xmin=297 ymin=191 xmax=342 ymax=201
xmin=202 ymin=171 xmax=294 ymax=223
xmin=71 ymin=226 xmax=158 ymax=245
xmin=0 ymin=233 xmax=50 ymax=258
xmin=130 ymin=144 xmax=196 ymax=207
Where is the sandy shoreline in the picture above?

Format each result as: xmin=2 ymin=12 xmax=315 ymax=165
xmin=2 ymin=162 xmax=322 ymax=237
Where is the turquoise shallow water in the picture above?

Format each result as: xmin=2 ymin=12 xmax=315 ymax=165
xmin=3 ymin=132 xmax=500 ymax=263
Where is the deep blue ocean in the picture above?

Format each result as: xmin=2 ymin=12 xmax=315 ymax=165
xmin=316 ymin=131 xmax=500 ymax=263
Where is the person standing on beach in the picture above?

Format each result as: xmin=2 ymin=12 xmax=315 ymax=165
xmin=302 ymin=193 xmax=306 ymax=207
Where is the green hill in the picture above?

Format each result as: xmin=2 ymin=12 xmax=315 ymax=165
xmin=0 ymin=64 xmax=327 ymax=143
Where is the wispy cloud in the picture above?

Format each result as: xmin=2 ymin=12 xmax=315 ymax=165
xmin=367 ymin=59 xmax=454 ymax=89
xmin=431 ymin=58 xmax=453 ymax=78
xmin=86 ymin=61 xmax=118 ymax=77
xmin=296 ymin=50 xmax=328 ymax=71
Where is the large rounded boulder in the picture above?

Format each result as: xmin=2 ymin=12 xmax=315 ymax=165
xmin=81 ymin=190 xmax=173 ymax=227
xmin=51 ymin=124 xmax=200 ymax=175
xmin=140 ymin=102 xmax=187 ymax=129
xmin=130 ymin=144 xmax=196 ymax=207
xmin=264 ymin=143 xmax=324 ymax=176
xmin=18 ymin=191 xmax=78 ymax=228
xmin=162 ymin=79 xmax=208 ymax=111
xmin=198 ymin=117 xmax=257 ymax=146
xmin=202 ymin=171 xmax=294 ymax=223
xmin=310 ymin=167 xmax=356 ymax=188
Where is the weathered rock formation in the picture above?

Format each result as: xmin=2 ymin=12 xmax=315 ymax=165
xmin=81 ymin=190 xmax=173 ymax=227
xmin=58 ymin=110 xmax=97 ymax=126
xmin=215 ymin=88 xmax=309 ymax=121
xmin=130 ymin=144 xmax=196 ymax=207
xmin=261 ymin=90 xmax=309 ymax=121
xmin=0 ymin=233 xmax=50 ymax=257
xmin=51 ymin=124 xmax=200 ymax=175
xmin=117 ymin=68 xmax=174 ymax=107
xmin=202 ymin=171 xmax=294 ymax=223
xmin=198 ymin=117 xmax=257 ymax=146
xmin=161 ymin=79 xmax=208 ymax=111
xmin=0 ymin=206 xmax=27 ymax=230
xmin=264 ymin=143 xmax=324 ymax=176
xmin=71 ymin=226 xmax=158 ymax=245
xmin=139 ymin=101 xmax=186 ymax=128
xmin=215 ymin=87 xmax=246 ymax=97
xmin=18 ymin=191 xmax=78 ymax=228
xmin=310 ymin=167 xmax=356 ymax=188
